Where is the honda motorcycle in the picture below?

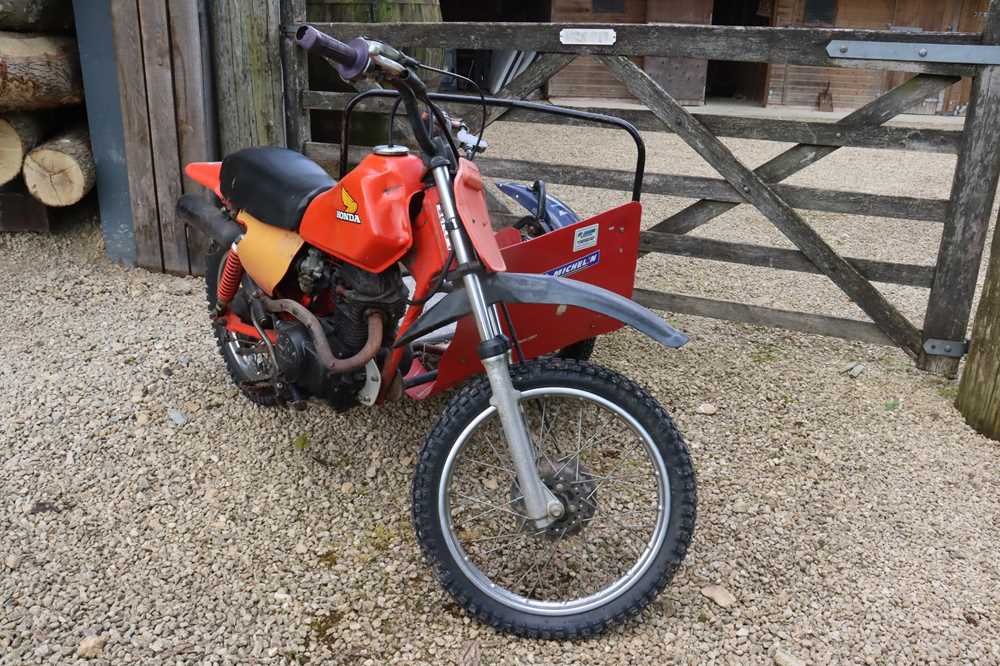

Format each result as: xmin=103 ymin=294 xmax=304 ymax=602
xmin=176 ymin=25 xmax=696 ymax=638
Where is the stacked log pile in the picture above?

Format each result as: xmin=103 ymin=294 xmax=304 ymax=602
xmin=0 ymin=0 xmax=93 ymax=232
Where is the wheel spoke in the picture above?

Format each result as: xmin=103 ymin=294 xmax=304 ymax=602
xmin=456 ymin=492 xmax=529 ymax=521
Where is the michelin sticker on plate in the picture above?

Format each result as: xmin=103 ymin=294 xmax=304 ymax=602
xmin=546 ymin=251 xmax=600 ymax=279
xmin=573 ymin=224 xmax=599 ymax=252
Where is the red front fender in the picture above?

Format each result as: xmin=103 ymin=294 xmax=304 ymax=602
xmin=402 ymin=201 xmax=647 ymax=399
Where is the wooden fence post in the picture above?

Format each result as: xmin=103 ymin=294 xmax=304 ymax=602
xmin=957 ymin=204 xmax=1000 ymax=439
xmin=918 ymin=0 xmax=1000 ymax=377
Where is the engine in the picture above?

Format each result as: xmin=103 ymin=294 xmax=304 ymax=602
xmin=273 ymin=248 xmax=407 ymax=410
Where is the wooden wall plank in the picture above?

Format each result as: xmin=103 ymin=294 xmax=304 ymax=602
xmin=210 ymin=0 xmax=287 ymax=154
xmin=109 ymin=0 xmax=162 ymax=272
xmin=168 ymin=0 xmax=216 ymax=275
xmin=138 ymin=0 xmax=188 ymax=274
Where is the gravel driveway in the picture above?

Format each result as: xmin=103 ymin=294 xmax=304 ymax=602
xmin=2 ymin=120 xmax=1000 ymax=665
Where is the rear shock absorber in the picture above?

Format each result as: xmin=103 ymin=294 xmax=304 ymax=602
xmin=217 ymin=247 xmax=243 ymax=308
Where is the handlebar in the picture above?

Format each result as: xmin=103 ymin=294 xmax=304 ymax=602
xmin=295 ymin=24 xmax=457 ymax=163
xmin=295 ymin=25 xmax=370 ymax=80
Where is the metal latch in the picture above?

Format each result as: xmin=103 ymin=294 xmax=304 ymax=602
xmin=922 ymin=338 xmax=969 ymax=358
xmin=827 ymin=41 xmax=1000 ymax=66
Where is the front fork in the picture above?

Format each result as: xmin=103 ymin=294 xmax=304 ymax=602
xmin=432 ymin=165 xmax=563 ymax=528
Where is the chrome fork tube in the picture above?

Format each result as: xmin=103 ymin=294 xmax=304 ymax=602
xmin=431 ymin=165 xmax=560 ymax=526
xmin=431 ymin=166 xmax=500 ymax=340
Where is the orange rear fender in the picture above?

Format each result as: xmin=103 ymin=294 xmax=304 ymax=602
xmin=185 ymin=162 xmax=223 ymax=199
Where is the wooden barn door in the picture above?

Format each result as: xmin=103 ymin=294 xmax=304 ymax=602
xmin=645 ymin=0 xmax=713 ymax=106
xmin=547 ymin=0 xmax=647 ymax=100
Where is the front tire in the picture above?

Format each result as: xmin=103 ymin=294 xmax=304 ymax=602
xmin=412 ymin=357 xmax=696 ymax=638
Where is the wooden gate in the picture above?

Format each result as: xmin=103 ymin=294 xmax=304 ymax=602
xmin=280 ymin=0 xmax=1000 ymax=377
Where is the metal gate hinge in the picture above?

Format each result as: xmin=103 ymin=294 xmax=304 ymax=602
xmin=827 ymin=41 xmax=1000 ymax=66
xmin=922 ymin=338 xmax=969 ymax=358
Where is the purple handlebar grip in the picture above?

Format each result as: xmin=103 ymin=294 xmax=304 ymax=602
xmin=295 ymin=26 xmax=369 ymax=80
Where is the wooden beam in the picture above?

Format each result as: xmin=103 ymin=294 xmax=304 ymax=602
xmin=639 ymin=233 xmax=935 ymax=288
xmin=302 ymin=91 xmax=963 ymax=154
xmin=311 ymin=22 xmax=980 ymax=75
xmin=474 ymin=155 xmax=948 ymax=222
xmin=920 ymin=2 xmax=1000 ymax=376
xmin=138 ymin=0 xmax=187 ymax=274
xmin=633 ymin=289 xmax=895 ymax=347
xmin=600 ymin=55 xmax=922 ymax=355
xmin=651 ymin=73 xmax=960 ymax=236
xmin=303 ymin=141 xmax=948 ymax=223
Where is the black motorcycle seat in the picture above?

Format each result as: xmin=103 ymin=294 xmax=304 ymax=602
xmin=220 ymin=147 xmax=335 ymax=231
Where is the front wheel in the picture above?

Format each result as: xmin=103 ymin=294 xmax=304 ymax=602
xmin=412 ymin=358 xmax=696 ymax=638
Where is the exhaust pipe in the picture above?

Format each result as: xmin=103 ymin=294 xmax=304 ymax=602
xmin=259 ymin=295 xmax=385 ymax=374
xmin=176 ymin=194 xmax=242 ymax=248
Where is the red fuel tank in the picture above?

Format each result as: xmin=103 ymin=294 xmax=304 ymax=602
xmin=299 ymin=151 xmax=426 ymax=273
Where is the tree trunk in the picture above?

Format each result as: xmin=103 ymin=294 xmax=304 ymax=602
xmin=0 ymin=31 xmax=82 ymax=110
xmin=22 ymin=124 xmax=95 ymax=206
xmin=0 ymin=0 xmax=74 ymax=32
xmin=0 ymin=112 xmax=44 ymax=184
xmin=957 ymin=209 xmax=1000 ymax=440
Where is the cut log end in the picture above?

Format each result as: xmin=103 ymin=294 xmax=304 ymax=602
xmin=22 ymin=127 xmax=95 ymax=207
xmin=0 ymin=121 xmax=24 ymax=185
xmin=0 ymin=113 xmax=45 ymax=185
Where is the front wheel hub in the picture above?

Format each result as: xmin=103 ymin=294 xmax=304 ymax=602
xmin=512 ymin=459 xmax=597 ymax=539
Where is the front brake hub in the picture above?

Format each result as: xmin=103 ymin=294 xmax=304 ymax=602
xmin=512 ymin=459 xmax=597 ymax=538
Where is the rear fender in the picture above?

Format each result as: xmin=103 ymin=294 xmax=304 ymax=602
xmin=394 ymin=272 xmax=688 ymax=349
xmin=185 ymin=162 xmax=223 ymax=199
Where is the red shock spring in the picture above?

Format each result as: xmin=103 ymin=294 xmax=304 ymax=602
xmin=217 ymin=249 xmax=243 ymax=306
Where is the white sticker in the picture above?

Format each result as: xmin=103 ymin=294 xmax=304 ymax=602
xmin=559 ymin=28 xmax=617 ymax=46
xmin=573 ymin=224 xmax=599 ymax=252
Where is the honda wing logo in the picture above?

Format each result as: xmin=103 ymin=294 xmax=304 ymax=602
xmin=337 ymin=188 xmax=361 ymax=224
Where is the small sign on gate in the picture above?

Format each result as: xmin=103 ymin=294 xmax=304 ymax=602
xmin=559 ymin=28 xmax=617 ymax=46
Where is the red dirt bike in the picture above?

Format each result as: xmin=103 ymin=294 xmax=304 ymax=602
xmin=176 ymin=25 xmax=696 ymax=638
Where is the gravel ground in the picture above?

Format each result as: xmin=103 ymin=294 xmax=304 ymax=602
xmin=2 ymin=120 xmax=1000 ymax=665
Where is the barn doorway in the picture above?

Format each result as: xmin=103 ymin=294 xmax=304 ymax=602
xmin=705 ymin=0 xmax=772 ymax=106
